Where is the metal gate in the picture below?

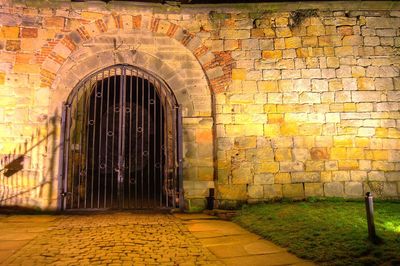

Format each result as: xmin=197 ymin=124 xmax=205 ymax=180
xmin=58 ymin=65 xmax=183 ymax=210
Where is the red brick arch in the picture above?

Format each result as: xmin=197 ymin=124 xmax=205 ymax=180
xmin=40 ymin=14 xmax=232 ymax=94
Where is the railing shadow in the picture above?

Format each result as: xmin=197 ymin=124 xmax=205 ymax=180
xmin=0 ymin=112 xmax=58 ymax=210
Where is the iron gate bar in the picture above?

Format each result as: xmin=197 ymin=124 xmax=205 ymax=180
xmin=77 ymin=86 xmax=87 ymax=209
xmin=63 ymin=102 xmax=72 ymax=210
xmin=57 ymin=103 xmax=67 ymax=211
xmin=148 ymin=74 xmax=151 ymax=208
xmin=177 ymin=105 xmax=184 ymax=211
xmin=97 ymin=72 xmax=103 ymax=208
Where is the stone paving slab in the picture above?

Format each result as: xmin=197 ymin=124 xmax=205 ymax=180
xmin=0 ymin=212 xmax=315 ymax=266
xmin=180 ymin=214 xmax=315 ymax=266
xmin=0 ymin=215 xmax=58 ymax=265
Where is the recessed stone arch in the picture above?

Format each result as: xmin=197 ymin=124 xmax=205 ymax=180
xmin=45 ymin=15 xmax=220 ymax=209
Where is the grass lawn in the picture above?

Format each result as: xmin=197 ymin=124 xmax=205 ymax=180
xmin=233 ymin=199 xmax=400 ymax=266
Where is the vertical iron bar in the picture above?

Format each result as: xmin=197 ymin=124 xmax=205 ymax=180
xmin=57 ymin=103 xmax=68 ymax=211
xmin=78 ymin=85 xmax=88 ymax=209
xmin=97 ymin=72 xmax=105 ymax=208
xmin=171 ymin=104 xmax=177 ymax=209
xmin=147 ymin=78 xmax=151 ymax=208
xmin=128 ymin=70 xmax=133 ymax=208
xmin=159 ymin=87 xmax=163 ymax=207
xmin=104 ymin=69 xmax=111 ymax=208
xmin=153 ymin=83 xmax=156 ymax=208
xmin=177 ymin=105 xmax=184 ymax=211
xmin=164 ymin=95 xmax=169 ymax=207
xmin=63 ymin=108 xmax=72 ymax=210
xmin=90 ymin=75 xmax=99 ymax=208
xmin=141 ymin=72 xmax=145 ymax=208
xmin=70 ymin=96 xmax=79 ymax=209
xmin=84 ymin=79 xmax=93 ymax=208
xmin=135 ymin=74 xmax=139 ymax=208
xmin=111 ymin=69 xmax=117 ymax=208
xmin=118 ymin=67 xmax=126 ymax=209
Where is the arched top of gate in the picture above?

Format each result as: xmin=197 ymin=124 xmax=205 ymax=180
xmin=51 ymin=49 xmax=201 ymax=117
xmin=66 ymin=64 xmax=178 ymax=110
xmin=40 ymin=14 xmax=231 ymax=95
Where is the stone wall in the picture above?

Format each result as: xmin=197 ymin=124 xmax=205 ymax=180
xmin=0 ymin=0 xmax=399 ymax=210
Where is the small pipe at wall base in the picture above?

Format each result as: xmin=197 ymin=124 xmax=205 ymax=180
xmin=206 ymin=188 xmax=215 ymax=210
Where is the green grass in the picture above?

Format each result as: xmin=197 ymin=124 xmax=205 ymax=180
xmin=233 ymin=199 xmax=400 ymax=266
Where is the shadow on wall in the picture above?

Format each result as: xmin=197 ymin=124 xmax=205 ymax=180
xmin=0 ymin=113 xmax=58 ymax=210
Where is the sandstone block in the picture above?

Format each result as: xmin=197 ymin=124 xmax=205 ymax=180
xmin=224 ymin=39 xmax=239 ymax=50
xmin=276 ymin=27 xmax=292 ymax=37
xmin=324 ymin=182 xmax=344 ymax=197
xmin=263 ymin=184 xmax=283 ymax=198
xmin=305 ymin=183 xmax=324 ymax=197
xmin=282 ymin=184 xmax=304 ymax=198
xmin=21 ymin=27 xmax=38 ymax=38
xmin=254 ymin=173 xmax=274 ymax=185
xmin=232 ymin=167 xmax=252 ymax=184
xmin=350 ymin=171 xmax=367 ymax=181
xmin=345 ymin=182 xmax=363 ymax=197
xmin=368 ymin=171 xmax=385 ymax=181
xmin=280 ymin=123 xmax=299 ymax=136
xmin=255 ymin=162 xmax=279 ymax=174
xmin=220 ymin=29 xmax=250 ymax=39
xmin=234 ymin=137 xmax=256 ymax=149
xmin=386 ymin=172 xmax=400 ymax=181
xmin=217 ymin=184 xmax=247 ymax=200
xmin=259 ymin=39 xmax=273 ymax=50
xmin=264 ymin=124 xmax=280 ymax=137
xmin=258 ymin=81 xmax=278 ymax=92
xmin=274 ymin=173 xmax=291 ymax=184
xmin=6 ymin=40 xmax=20 ymax=51
xmin=248 ymin=185 xmax=264 ymax=199
xmin=292 ymin=172 xmax=320 ymax=183
xmin=307 ymin=25 xmax=325 ymax=36
xmin=366 ymin=17 xmax=400 ymax=28
xmin=301 ymin=69 xmax=321 ymax=79
xmin=338 ymin=160 xmax=359 ymax=170
xmin=0 ymin=26 xmax=19 ymax=39
xmin=337 ymin=26 xmax=353 ymax=35
xmin=382 ymin=182 xmax=398 ymax=197
xmin=271 ymin=137 xmax=293 ymax=148
xmin=332 ymin=171 xmax=351 ymax=182
xmin=43 ymin=16 xmax=65 ymax=28
xmin=274 ymin=148 xmax=292 ymax=161
xmin=351 ymin=91 xmax=382 ymax=102
xmin=262 ymin=70 xmax=281 ymax=80
xmin=285 ymin=37 xmax=301 ymax=48
xmin=262 ymin=50 xmax=282 ymax=60
xmin=280 ymin=161 xmax=304 ymax=172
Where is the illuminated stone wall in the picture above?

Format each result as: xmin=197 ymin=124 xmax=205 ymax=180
xmin=0 ymin=0 xmax=399 ymax=210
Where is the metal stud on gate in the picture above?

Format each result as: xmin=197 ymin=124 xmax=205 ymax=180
xmin=59 ymin=64 xmax=182 ymax=210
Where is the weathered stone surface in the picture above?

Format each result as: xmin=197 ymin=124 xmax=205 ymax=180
xmin=282 ymin=184 xmax=304 ymax=198
xmin=345 ymin=182 xmax=363 ymax=197
xmin=324 ymin=182 xmax=344 ymax=197
xmin=305 ymin=183 xmax=324 ymax=197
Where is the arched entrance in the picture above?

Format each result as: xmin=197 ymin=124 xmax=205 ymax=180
xmin=59 ymin=64 xmax=182 ymax=210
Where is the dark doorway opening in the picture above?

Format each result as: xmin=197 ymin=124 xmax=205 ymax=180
xmin=59 ymin=65 xmax=181 ymax=210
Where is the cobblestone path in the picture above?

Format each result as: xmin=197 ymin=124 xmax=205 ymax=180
xmin=3 ymin=212 xmax=222 ymax=266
